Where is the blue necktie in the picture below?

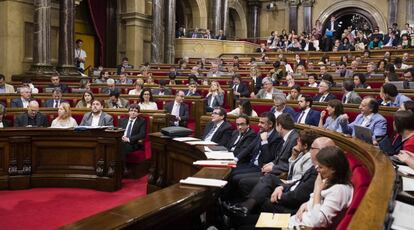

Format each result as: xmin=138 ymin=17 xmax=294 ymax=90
xmin=126 ymin=120 xmax=133 ymax=137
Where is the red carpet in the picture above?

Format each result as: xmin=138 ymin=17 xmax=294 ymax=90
xmin=0 ymin=177 xmax=148 ymax=230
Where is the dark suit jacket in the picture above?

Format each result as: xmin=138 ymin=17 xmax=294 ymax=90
xmin=118 ymin=117 xmax=146 ymax=152
xmin=236 ymin=130 xmax=283 ymax=167
xmin=215 ymin=35 xmax=227 ymax=40
xmin=164 ymin=101 xmax=189 ymax=127
xmin=270 ymin=106 xmax=297 ymax=119
xmin=202 ymin=121 xmax=233 ymax=146
xmin=152 ymin=88 xmax=172 ymax=96
xmin=0 ymin=119 xmax=11 ymax=127
xmin=313 ymin=93 xmax=337 ymax=102
xmin=271 ymin=130 xmax=299 ymax=175
xmin=44 ymin=99 xmax=68 ymax=108
xmin=231 ymin=83 xmax=250 ymax=98
xmin=256 ymin=48 xmax=266 ymax=53
xmin=184 ymin=89 xmax=200 ymax=96
xmin=14 ymin=112 xmax=49 ymax=127
xmin=47 ymin=83 xmax=69 ymax=93
xmin=226 ymin=129 xmax=257 ymax=157
xmin=294 ymin=109 xmax=321 ymax=126
xmin=301 ymin=42 xmax=316 ymax=51
xmin=254 ymin=76 xmax=263 ymax=94
xmin=11 ymin=98 xmax=32 ymax=108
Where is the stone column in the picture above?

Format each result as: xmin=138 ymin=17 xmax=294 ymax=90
xmin=407 ymin=0 xmax=414 ymax=25
xmin=302 ymin=0 xmax=314 ymax=34
xmin=164 ymin=0 xmax=176 ymax=64
xmin=288 ymin=0 xmax=300 ymax=33
xmin=28 ymin=0 xmax=55 ymax=74
xmin=223 ymin=0 xmax=229 ymax=36
xmin=211 ymin=0 xmax=223 ymax=36
xmin=248 ymin=1 xmax=261 ymax=42
xmin=151 ymin=0 xmax=164 ymax=63
xmin=57 ymin=0 xmax=80 ymax=76
xmin=388 ymin=0 xmax=398 ymax=26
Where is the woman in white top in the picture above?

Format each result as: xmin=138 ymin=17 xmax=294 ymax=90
xmin=51 ymin=102 xmax=78 ymax=128
xmin=227 ymin=99 xmax=258 ymax=117
xmin=289 ymin=146 xmax=353 ymax=228
xmin=138 ymin=88 xmax=158 ymax=110
xmin=128 ymin=78 xmax=144 ymax=95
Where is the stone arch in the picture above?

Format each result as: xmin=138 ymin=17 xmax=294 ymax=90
xmin=316 ymin=0 xmax=387 ymax=32
xmin=228 ymin=0 xmax=248 ymax=38
xmin=194 ymin=0 xmax=208 ymax=29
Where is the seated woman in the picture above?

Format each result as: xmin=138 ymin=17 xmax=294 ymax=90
xmin=75 ymin=90 xmax=94 ymax=108
xmin=128 ymin=79 xmax=144 ymax=95
xmin=318 ymin=99 xmax=345 ymax=133
xmin=307 ymin=74 xmax=318 ymax=88
xmin=393 ymin=110 xmax=414 ymax=154
xmin=138 ymin=88 xmax=158 ymax=110
xmin=227 ymin=99 xmax=258 ymax=117
xmin=289 ymin=146 xmax=353 ymax=228
xmin=353 ymin=73 xmax=371 ymax=89
xmin=285 ymin=74 xmax=296 ymax=87
xmin=0 ymin=104 xmax=11 ymax=128
xmin=51 ymin=102 xmax=78 ymax=128
xmin=205 ymin=81 xmax=224 ymax=112
xmin=286 ymin=85 xmax=302 ymax=101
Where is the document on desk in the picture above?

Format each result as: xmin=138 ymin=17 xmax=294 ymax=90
xmin=193 ymin=160 xmax=236 ymax=168
xmin=186 ymin=141 xmax=217 ymax=145
xmin=205 ymin=151 xmax=235 ymax=160
xmin=173 ymin=137 xmax=201 ymax=142
xmin=179 ymin=177 xmax=228 ymax=187
xmin=402 ymin=177 xmax=414 ymax=191
xmin=255 ymin=212 xmax=290 ymax=228
xmin=392 ymin=201 xmax=414 ymax=230
xmin=398 ymin=165 xmax=414 ymax=176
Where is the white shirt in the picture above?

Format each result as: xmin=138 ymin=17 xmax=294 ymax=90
xmin=0 ymin=122 xmax=3 ymax=128
xmin=123 ymin=118 xmax=137 ymax=137
xmin=254 ymin=129 xmax=274 ymax=166
xmin=319 ymin=93 xmax=328 ymax=102
xmin=344 ymin=92 xmax=351 ymax=103
xmin=308 ymin=82 xmax=318 ymax=88
xmin=138 ymin=102 xmax=158 ymax=110
xmin=264 ymin=91 xmax=273 ymax=99
xmin=227 ymin=108 xmax=258 ymax=117
xmin=22 ymin=98 xmax=29 ymax=108
xmin=273 ymin=109 xmax=283 ymax=119
xmin=128 ymin=89 xmax=142 ymax=95
xmin=361 ymin=113 xmax=373 ymax=127
xmin=75 ymin=48 xmax=87 ymax=69
xmin=298 ymin=108 xmax=311 ymax=124
xmin=171 ymin=102 xmax=181 ymax=126
xmin=91 ymin=112 xmax=102 ymax=127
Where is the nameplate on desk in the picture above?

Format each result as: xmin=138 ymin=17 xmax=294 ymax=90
xmin=193 ymin=160 xmax=236 ymax=168
xmin=179 ymin=177 xmax=228 ymax=187
xmin=255 ymin=212 xmax=290 ymax=228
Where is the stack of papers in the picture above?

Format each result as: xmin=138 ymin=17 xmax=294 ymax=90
xmin=173 ymin=137 xmax=200 ymax=142
xmin=392 ymin=201 xmax=414 ymax=230
xmin=193 ymin=160 xmax=236 ymax=168
xmin=255 ymin=213 xmax=291 ymax=228
xmin=205 ymin=151 xmax=235 ymax=160
xmin=179 ymin=177 xmax=228 ymax=187
xmin=398 ymin=165 xmax=414 ymax=176
xmin=402 ymin=177 xmax=414 ymax=191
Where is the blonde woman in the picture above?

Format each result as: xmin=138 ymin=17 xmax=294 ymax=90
xmin=205 ymin=81 xmax=224 ymax=112
xmin=51 ymin=102 xmax=78 ymax=128
xmin=128 ymin=79 xmax=144 ymax=95
xmin=75 ymin=90 xmax=94 ymax=108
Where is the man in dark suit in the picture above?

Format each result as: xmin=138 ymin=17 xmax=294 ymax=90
xmin=79 ymin=100 xmax=114 ymax=126
xmin=295 ymin=95 xmax=320 ymax=126
xmin=270 ymin=94 xmax=296 ymax=119
xmin=14 ymin=101 xmax=49 ymax=127
xmin=116 ymin=57 xmax=134 ymax=75
xmin=152 ymin=80 xmax=172 ymax=96
xmin=301 ymin=36 xmax=316 ymax=51
xmin=256 ymin=43 xmax=266 ymax=53
xmin=48 ymin=74 xmax=69 ymax=93
xmin=184 ymin=82 xmax=200 ymax=96
xmin=223 ymin=137 xmax=336 ymax=219
xmin=11 ymin=86 xmax=32 ymax=108
xmin=215 ymin=29 xmax=227 ymax=40
xmin=342 ymin=80 xmax=362 ymax=104
xmin=202 ymin=107 xmax=233 ymax=146
xmin=164 ymin=90 xmax=189 ymax=127
xmin=44 ymin=88 xmax=66 ymax=108
xmin=118 ymin=104 xmax=146 ymax=174
xmin=313 ymin=80 xmax=337 ymax=102
xmin=231 ymin=74 xmax=249 ymax=100
xmin=226 ymin=115 xmax=257 ymax=157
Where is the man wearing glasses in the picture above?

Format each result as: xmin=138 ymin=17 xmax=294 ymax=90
xmin=165 ymin=90 xmax=189 ymax=127
xmin=313 ymin=80 xmax=336 ymax=102
xmin=270 ymin=94 xmax=296 ymax=119
xmin=226 ymin=114 xmax=257 ymax=157
xmin=201 ymin=107 xmax=233 ymax=146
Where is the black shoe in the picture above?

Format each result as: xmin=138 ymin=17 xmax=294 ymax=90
xmin=222 ymin=202 xmax=249 ymax=217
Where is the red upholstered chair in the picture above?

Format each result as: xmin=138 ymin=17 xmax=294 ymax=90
xmin=126 ymin=115 xmax=151 ymax=165
xmin=252 ymin=104 xmax=272 ymax=115
xmin=72 ymin=113 xmax=85 ymax=124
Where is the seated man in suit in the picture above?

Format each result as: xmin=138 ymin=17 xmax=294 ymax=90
xmin=223 ymin=137 xmax=335 ymax=221
xmin=295 ymin=95 xmax=321 ymax=126
xmin=117 ymin=104 xmax=146 ymax=175
xmin=253 ymin=77 xmax=284 ymax=99
xmin=48 ymin=74 xmax=69 ymax=93
xmin=313 ymin=80 xmax=336 ymax=102
xmin=184 ymin=82 xmax=200 ymax=96
xmin=226 ymin=114 xmax=257 ymax=157
xmin=14 ymin=101 xmax=49 ymax=127
xmin=116 ymin=72 xmax=133 ymax=85
xmin=202 ymin=107 xmax=233 ymax=146
xmin=215 ymin=29 xmax=227 ymax=40
xmin=340 ymin=97 xmax=387 ymax=145
xmin=105 ymin=91 xmax=129 ymax=109
xmin=44 ymin=88 xmax=66 ymax=108
xmin=342 ymin=79 xmax=362 ymax=104
xmin=270 ymin=94 xmax=296 ymax=119
xmin=80 ymin=99 xmax=114 ymax=127
xmin=152 ymin=80 xmax=172 ymax=96
xmin=116 ymin=57 xmax=134 ymax=75
xmin=256 ymin=43 xmax=266 ymax=53
xmin=165 ymin=90 xmax=189 ymax=127
xmin=11 ymin=86 xmax=32 ymax=108
xmin=206 ymin=63 xmax=224 ymax=77
xmin=231 ymin=74 xmax=249 ymax=100
xmin=336 ymin=61 xmax=353 ymax=78
xmin=101 ymin=78 xmax=121 ymax=95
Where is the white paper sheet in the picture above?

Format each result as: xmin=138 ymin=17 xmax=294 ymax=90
xmin=179 ymin=177 xmax=228 ymax=187
xmin=392 ymin=201 xmax=414 ymax=230
xmin=186 ymin=141 xmax=217 ymax=145
xmin=204 ymin=151 xmax=235 ymax=160
xmin=398 ymin=166 xmax=414 ymax=176
xmin=402 ymin=177 xmax=414 ymax=191
xmin=173 ymin=137 xmax=201 ymax=142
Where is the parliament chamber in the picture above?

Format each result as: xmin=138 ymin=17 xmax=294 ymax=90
xmin=1 ymin=0 xmax=414 ymax=229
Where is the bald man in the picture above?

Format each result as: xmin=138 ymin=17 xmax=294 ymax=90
xmin=14 ymin=101 xmax=49 ymax=127
xmin=223 ymin=137 xmax=336 ymax=218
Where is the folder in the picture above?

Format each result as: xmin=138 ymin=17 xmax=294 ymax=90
xmin=255 ymin=212 xmax=290 ymax=228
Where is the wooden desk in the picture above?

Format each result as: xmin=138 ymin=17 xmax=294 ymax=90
xmin=0 ymin=128 xmax=123 ymax=192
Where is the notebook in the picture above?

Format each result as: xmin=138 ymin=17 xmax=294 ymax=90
xmin=354 ymin=125 xmax=373 ymax=144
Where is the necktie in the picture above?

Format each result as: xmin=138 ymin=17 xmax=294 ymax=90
xmin=187 ymin=91 xmax=191 ymax=96
xmin=297 ymin=111 xmax=305 ymax=123
xmin=126 ymin=120 xmax=133 ymax=137
xmin=320 ymin=95 xmax=326 ymax=102
xmin=233 ymin=84 xmax=239 ymax=92
xmin=54 ymin=100 xmax=58 ymax=108
xmin=204 ymin=124 xmax=217 ymax=141
xmin=342 ymin=95 xmax=347 ymax=103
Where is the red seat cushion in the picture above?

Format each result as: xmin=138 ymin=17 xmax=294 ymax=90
xmin=346 ymin=153 xmax=363 ymax=171
xmin=252 ymin=104 xmax=272 ymax=115
xmin=127 ymin=115 xmax=151 ymax=163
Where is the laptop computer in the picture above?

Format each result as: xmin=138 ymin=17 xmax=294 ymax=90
xmin=354 ymin=125 xmax=373 ymax=144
